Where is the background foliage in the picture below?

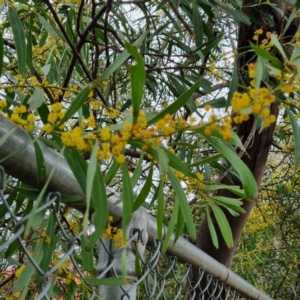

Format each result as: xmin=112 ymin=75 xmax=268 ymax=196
xmin=0 ymin=0 xmax=300 ymax=298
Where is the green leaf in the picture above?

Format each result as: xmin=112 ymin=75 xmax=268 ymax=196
xmin=164 ymin=146 xmax=196 ymax=178
xmin=189 ymin=154 xmax=223 ymax=167
xmin=132 ymin=162 xmax=153 ymax=212
xmin=162 ymin=197 xmax=179 ymax=253
xmin=26 ymin=22 xmax=34 ymax=73
xmin=157 ymin=146 xmax=169 ymax=173
xmin=255 ymin=60 xmax=263 ymax=93
xmin=39 ymin=212 xmax=55 ymax=274
xmin=63 ymin=147 xmax=87 ymax=194
xmin=121 ymin=248 xmax=127 ymax=281
xmin=167 ymin=170 xmax=196 ymax=239
xmin=84 ymin=143 xmax=98 ymax=230
xmin=90 ymin=30 xmax=149 ymax=85
xmin=287 ymin=109 xmax=300 ymax=172
xmin=122 ymin=163 xmax=134 ymax=235
xmin=87 ymin=166 xmax=108 ymax=249
xmin=83 ymin=277 xmax=126 ymax=286
xmin=201 ymin=34 xmax=223 ymax=56
xmin=283 ymin=1 xmax=300 ymax=35
xmin=25 ymin=147 xmax=64 ymax=234
xmin=230 ymin=131 xmax=246 ymax=151
xmin=81 ymin=235 xmax=94 ymax=271
xmin=157 ymin=179 xmax=164 ymax=239
xmin=125 ymin=43 xmax=146 ymax=124
xmin=0 ymin=127 xmax=16 ymax=147
xmin=66 ymin=280 xmax=77 ymax=300
xmin=130 ymin=152 xmax=143 ymax=187
xmin=199 ymin=97 xmax=227 ymax=109
xmin=37 ymin=103 xmax=50 ymax=125
xmin=129 ymin=140 xmax=197 ymax=179
xmin=104 ymin=159 xmax=119 ymax=185
xmin=206 ymin=206 xmax=218 ymax=248
xmin=203 ymin=184 xmax=249 ymax=200
xmin=37 ymin=14 xmax=59 ymax=39
xmin=13 ymin=242 xmax=43 ymax=293
xmin=204 ymin=136 xmax=257 ymax=197
xmin=193 ymin=4 xmax=203 ymax=48
xmin=271 ymin=35 xmax=287 ymax=61
xmin=30 ymin=135 xmax=46 ymax=184
xmin=250 ymin=43 xmax=283 ymax=70
xmin=175 ymin=206 xmax=185 ymax=243
xmin=210 ymin=204 xmax=233 ymax=248
xmin=229 ymin=9 xmax=250 ymax=25
xmin=226 ymin=61 xmax=238 ymax=110
xmin=8 ymin=8 xmax=27 ymax=74
xmin=213 ymin=196 xmax=245 ymax=214
xmin=58 ymin=86 xmax=91 ymax=125
xmin=0 ymin=31 xmax=3 ymax=75
xmin=148 ymin=78 xmax=203 ymax=125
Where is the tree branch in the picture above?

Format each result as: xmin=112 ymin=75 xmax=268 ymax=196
xmin=166 ymin=0 xmax=195 ymax=36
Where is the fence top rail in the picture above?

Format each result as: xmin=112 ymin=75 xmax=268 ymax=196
xmin=0 ymin=115 xmax=272 ymax=300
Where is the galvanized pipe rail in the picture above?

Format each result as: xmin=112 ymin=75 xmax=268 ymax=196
xmin=0 ymin=115 xmax=272 ymax=300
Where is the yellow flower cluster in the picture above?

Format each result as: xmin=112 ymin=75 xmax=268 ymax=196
xmin=15 ymin=265 xmax=25 ymax=278
xmin=7 ymin=104 xmax=37 ymax=132
xmin=173 ymin=170 xmax=206 ymax=197
xmin=43 ymin=102 xmax=65 ymax=132
xmin=185 ymin=172 xmax=206 ymax=195
xmin=156 ymin=113 xmax=176 ymax=136
xmin=102 ymin=216 xmax=124 ymax=248
xmin=89 ymin=100 xmax=102 ymax=110
xmin=81 ymin=115 xmax=97 ymax=129
xmin=14 ymin=74 xmax=25 ymax=84
xmin=203 ymin=115 xmax=232 ymax=141
xmin=252 ymin=28 xmax=275 ymax=50
xmin=231 ymin=64 xmax=276 ymax=127
xmin=40 ymin=231 xmax=51 ymax=244
xmin=104 ymin=107 xmax=120 ymax=119
xmin=61 ymin=127 xmax=90 ymax=151
xmin=0 ymin=99 xmax=7 ymax=109
xmin=68 ymin=217 xmax=81 ymax=235
xmin=96 ymin=110 xmax=155 ymax=163
xmin=66 ymin=273 xmax=75 ymax=285
xmin=246 ymin=203 xmax=276 ymax=234
xmin=52 ymin=257 xmax=71 ymax=275
xmin=5 ymin=292 xmax=21 ymax=300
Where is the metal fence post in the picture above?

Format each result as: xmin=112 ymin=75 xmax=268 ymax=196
xmin=97 ymin=210 xmax=149 ymax=299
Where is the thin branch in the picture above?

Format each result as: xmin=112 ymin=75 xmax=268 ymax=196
xmin=0 ymin=272 xmax=15 ymax=288
xmin=118 ymin=0 xmax=151 ymax=3
xmin=44 ymin=0 xmax=109 ymax=106
xmin=166 ymin=0 xmax=195 ymax=36
xmin=77 ymin=0 xmax=85 ymax=38
xmin=95 ymin=24 xmax=125 ymax=48
xmin=146 ymin=65 xmax=207 ymax=72
xmin=91 ymin=0 xmax=99 ymax=80
xmin=192 ymin=82 xmax=230 ymax=99
xmin=3 ymin=39 xmax=55 ymax=104
xmin=104 ymin=0 xmax=113 ymax=69
xmin=125 ymin=148 xmax=151 ymax=161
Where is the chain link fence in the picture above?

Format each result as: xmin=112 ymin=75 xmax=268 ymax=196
xmin=0 ymin=164 xmax=270 ymax=300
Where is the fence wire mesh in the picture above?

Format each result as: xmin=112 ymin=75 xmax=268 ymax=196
xmin=0 ymin=165 xmax=250 ymax=299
